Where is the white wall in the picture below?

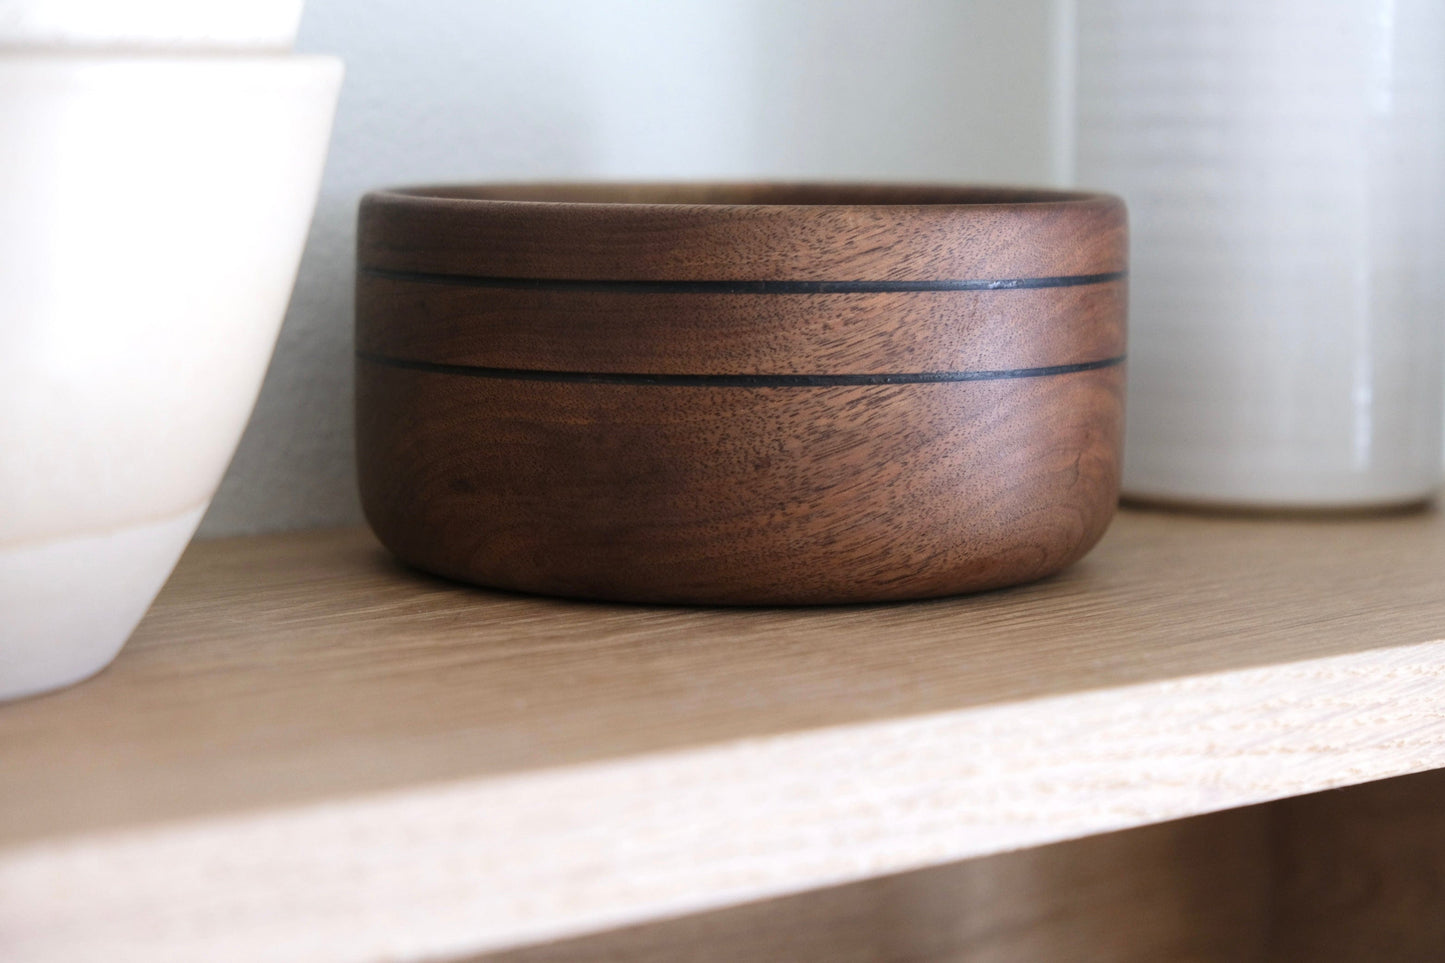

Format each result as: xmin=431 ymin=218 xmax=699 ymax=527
xmin=200 ymin=0 xmax=1064 ymax=535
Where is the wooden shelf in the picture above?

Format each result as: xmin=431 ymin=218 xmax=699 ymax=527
xmin=3 ymin=507 xmax=1445 ymax=962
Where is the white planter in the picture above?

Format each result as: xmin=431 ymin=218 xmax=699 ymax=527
xmin=0 ymin=55 xmax=342 ymax=700
xmin=0 ymin=0 xmax=305 ymax=51
xmin=1076 ymin=0 xmax=1445 ymax=508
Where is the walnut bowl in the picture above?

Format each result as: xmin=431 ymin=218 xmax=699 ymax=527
xmin=356 ymin=184 xmax=1127 ymax=604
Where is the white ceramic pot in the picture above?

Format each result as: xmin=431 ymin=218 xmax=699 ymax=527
xmin=0 ymin=55 xmax=342 ymax=700
xmin=0 ymin=0 xmax=305 ymax=51
xmin=1076 ymin=0 xmax=1445 ymax=509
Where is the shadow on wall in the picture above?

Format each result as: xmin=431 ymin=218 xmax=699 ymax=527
xmin=200 ymin=0 xmax=1061 ymax=536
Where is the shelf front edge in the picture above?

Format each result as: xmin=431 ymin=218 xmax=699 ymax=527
xmin=4 ymin=635 xmax=1445 ymax=963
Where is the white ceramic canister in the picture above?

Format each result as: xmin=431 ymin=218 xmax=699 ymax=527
xmin=1075 ymin=0 xmax=1445 ymax=509
xmin=0 ymin=56 xmax=341 ymax=700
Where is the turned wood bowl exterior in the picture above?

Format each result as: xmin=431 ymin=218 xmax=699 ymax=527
xmin=356 ymin=184 xmax=1127 ymax=604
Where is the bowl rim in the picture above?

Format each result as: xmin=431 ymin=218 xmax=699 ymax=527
xmin=365 ymin=181 xmax=1121 ymax=213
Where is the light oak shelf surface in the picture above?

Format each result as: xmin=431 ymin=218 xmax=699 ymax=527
xmin=3 ymin=508 xmax=1445 ymax=961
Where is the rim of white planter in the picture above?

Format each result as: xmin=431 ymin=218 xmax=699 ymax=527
xmin=0 ymin=0 xmax=305 ymax=52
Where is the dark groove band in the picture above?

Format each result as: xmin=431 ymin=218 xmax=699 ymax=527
xmin=356 ymin=351 xmax=1126 ymax=387
xmin=359 ymin=266 xmax=1127 ymax=294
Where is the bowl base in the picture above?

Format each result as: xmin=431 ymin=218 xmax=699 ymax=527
xmin=0 ymin=505 xmax=204 ymax=702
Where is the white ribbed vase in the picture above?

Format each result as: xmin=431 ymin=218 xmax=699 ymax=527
xmin=1076 ymin=0 xmax=1445 ymax=508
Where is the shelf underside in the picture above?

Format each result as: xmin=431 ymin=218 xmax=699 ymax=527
xmin=473 ymin=769 xmax=1445 ymax=963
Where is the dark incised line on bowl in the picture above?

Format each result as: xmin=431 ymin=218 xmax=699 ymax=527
xmin=354 ymin=351 xmax=1126 ymax=387
xmin=358 ymin=266 xmax=1127 ymax=294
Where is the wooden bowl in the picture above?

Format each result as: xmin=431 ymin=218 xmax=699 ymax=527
xmin=356 ymin=183 xmax=1127 ymax=604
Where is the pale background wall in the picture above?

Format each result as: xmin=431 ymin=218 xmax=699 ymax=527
xmin=200 ymin=0 xmax=1068 ymax=536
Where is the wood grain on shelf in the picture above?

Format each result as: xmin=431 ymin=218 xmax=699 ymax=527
xmin=2 ymin=508 xmax=1445 ymax=962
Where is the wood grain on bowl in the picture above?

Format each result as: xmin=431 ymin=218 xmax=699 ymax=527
xmin=355 ymin=184 xmax=1127 ymax=604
